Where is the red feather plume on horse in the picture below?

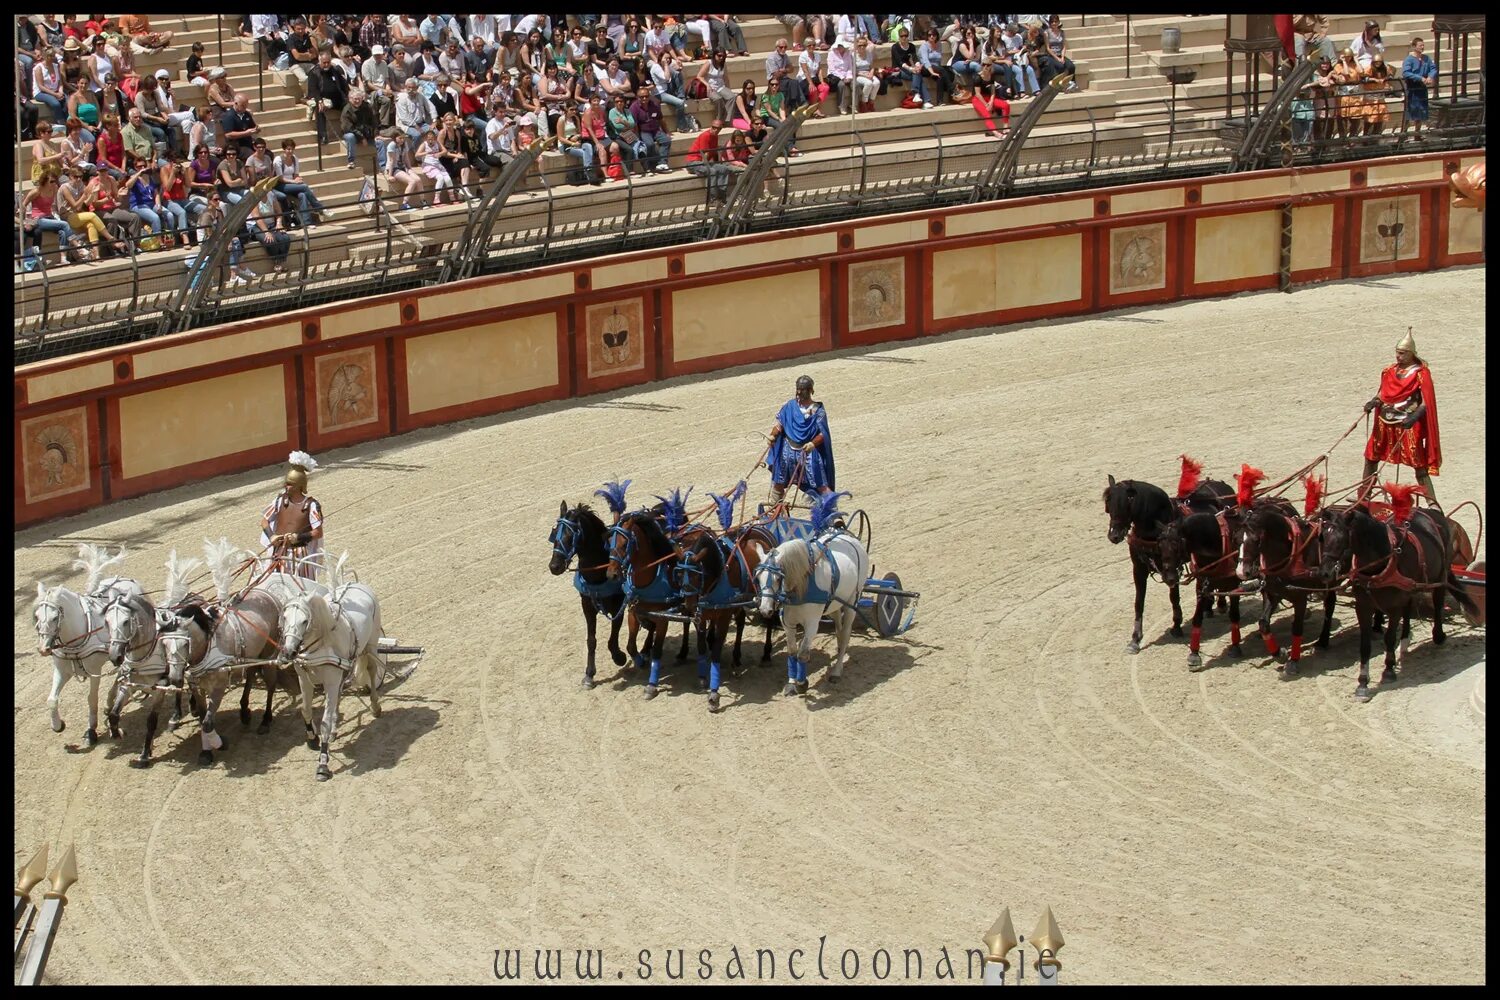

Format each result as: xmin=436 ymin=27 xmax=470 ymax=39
xmin=1176 ymin=455 xmax=1203 ymax=498
xmin=1384 ymin=482 xmax=1426 ymax=524
xmin=1302 ymin=474 xmax=1326 ymax=517
xmin=1235 ymin=464 xmax=1265 ymax=507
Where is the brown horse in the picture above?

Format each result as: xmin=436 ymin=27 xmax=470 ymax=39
xmin=607 ymin=510 xmax=710 ymax=699
xmin=673 ymin=523 xmax=778 ymax=712
xmin=1236 ymin=497 xmax=1338 ymax=677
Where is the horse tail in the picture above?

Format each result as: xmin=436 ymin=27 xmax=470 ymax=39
xmin=1446 ymin=568 xmax=1481 ymax=617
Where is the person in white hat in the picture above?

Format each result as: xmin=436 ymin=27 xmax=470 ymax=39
xmin=360 ymin=44 xmax=398 ymax=127
xmin=261 ymin=451 xmax=326 ymax=579
xmin=1361 ymin=330 xmax=1442 ymax=501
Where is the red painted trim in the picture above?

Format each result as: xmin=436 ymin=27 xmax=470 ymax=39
xmin=572 ymin=292 xmax=657 ymax=397
xmin=13 ymin=401 xmax=106 ymax=528
xmin=303 ymin=340 xmax=394 ymax=454
xmin=838 ymin=249 xmax=922 ymax=348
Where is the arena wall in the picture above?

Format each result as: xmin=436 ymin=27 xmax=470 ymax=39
xmin=14 ymin=149 xmax=1483 ymax=528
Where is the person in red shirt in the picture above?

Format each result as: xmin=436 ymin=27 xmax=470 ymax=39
xmin=684 ymin=119 xmax=730 ymax=203
xmin=96 ymin=114 xmax=128 ymax=178
xmin=1362 ymin=330 xmax=1441 ymax=502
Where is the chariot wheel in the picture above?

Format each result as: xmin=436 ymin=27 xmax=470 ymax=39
xmin=875 ymin=572 xmax=906 ymax=638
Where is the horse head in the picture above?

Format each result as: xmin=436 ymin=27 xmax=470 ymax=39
xmin=1102 ymin=475 xmax=1133 ymax=544
xmin=1316 ymin=507 xmax=1356 ymax=586
xmin=550 ymin=500 xmax=582 ymax=576
xmin=1237 ymin=502 xmax=1273 ymax=582
xmin=160 ymin=601 xmax=216 ymax=685
xmin=607 ymin=511 xmax=659 ymax=582
xmin=278 ymin=594 xmax=316 ymax=663
xmin=33 ymin=583 xmax=64 ymax=654
xmin=754 ymin=549 xmax=784 ymax=620
xmin=1156 ymin=519 xmax=1188 ymax=587
xmin=102 ymin=595 xmax=141 ymax=667
xmin=672 ymin=530 xmax=723 ymax=607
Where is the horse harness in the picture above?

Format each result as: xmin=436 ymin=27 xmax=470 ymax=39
xmin=1188 ymin=510 xmax=1242 ymax=582
xmin=1351 ymin=517 xmax=1441 ymax=593
xmin=1257 ymin=512 xmax=1322 ymax=580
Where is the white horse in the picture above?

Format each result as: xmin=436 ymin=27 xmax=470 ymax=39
xmin=33 ymin=544 xmax=139 ymax=746
xmin=755 ymin=530 xmax=872 ymax=695
xmin=277 ymin=555 xmax=385 ymax=780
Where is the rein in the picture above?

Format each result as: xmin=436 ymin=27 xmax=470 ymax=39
xmin=37 ymin=596 xmax=107 ymax=658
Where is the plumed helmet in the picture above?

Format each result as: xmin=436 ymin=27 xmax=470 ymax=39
xmin=285 ymin=450 xmax=318 ymax=492
xmin=795 ymin=374 xmax=814 ymax=392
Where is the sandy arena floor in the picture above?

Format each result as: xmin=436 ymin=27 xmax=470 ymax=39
xmin=14 ymin=268 xmax=1485 ymax=985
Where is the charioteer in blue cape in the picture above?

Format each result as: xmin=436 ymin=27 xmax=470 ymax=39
xmin=766 ymin=374 xmax=835 ymax=504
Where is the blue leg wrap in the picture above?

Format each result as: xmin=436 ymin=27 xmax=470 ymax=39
xmin=709 ymin=662 xmax=721 ymax=692
xmin=786 ymin=656 xmax=797 ymax=682
xmin=697 ymin=655 xmax=708 ymax=680
xmin=648 ymin=658 xmax=662 ymax=686
xmin=632 ymin=651 xmax=646 ymax=669
xmin=796 ymin=657 xmax=808 ymax=682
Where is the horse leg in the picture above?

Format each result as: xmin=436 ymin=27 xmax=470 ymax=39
xmin=1380 ymin=607 xmax=1401 ymax=686
xmin=257 ymin=665 xmax=277 ymax=734
xmin=645 ymin=618 xmax=667 ymax=700
xmin=1227 ymin=595 xmax=1243 ymax=657
xmin=131 ymin=690 xmax=164 ymax=768
xmin=1168 ymin=581 xmax=1184 ymax=638
xmin=707 ymin=619 xmax=726 ymax=713
xmin=316 ymin=665 xmax=342 ymax=781
xmin=696 ymin=623 xmax=710 ymax=689
xmin=1127 ymin=560 xmax=1148 ymax=653
xmin=783 ymin=614 xmax=803 ymax=696
xmin=1316 ymin=591 xmax=1336 ymax=649
xmin=582 ymin=596 xmax=599 ymax=689
xmin=1283 ymin=598 xmax=1308 ymax=678
xmin=84 ymin=673 xmax=102 ymax=747
xmin=1259 ymin=593 xmax=1282 ymax=661
xmin=198 ymin=680 xmax=228 ymax=766
xmin=761 ymin=616 xmax=775 ymax=663
xmin=675 ymin=619 xmax=691 ymax=662
xmin=239 ymin=669 xmax=254 ymax=725
xmin=1430 ymin=585 xmax=1447 ymax=645
xmin=794 ymin=618 xmax=812 ymax=695
xmin=168 ymin=691 xmax=186 ymax=730
xmin=106 ymin=678 xmax=131 ymax=738
xmin=606 ymin=603 xmax=627 ymax=666
xmin=731 ymin=609 xmax=745 ymax=669
xmin=829 ymin=605 xmax=857 ymax=684
xmin=297 ymin=665 xmax=319 ymax=749
xmin=1353 ymin=598 xmax=1374 ymax=701
xmin=625 ymin=608 xmax=644 ymax=670
xmin=1186 ymin=589 xmax=1209 ymax=671
xmin=364 ymin=653 xmax=383 ymax=719
xmin=47 ymin=659 xmax=69 ymax=734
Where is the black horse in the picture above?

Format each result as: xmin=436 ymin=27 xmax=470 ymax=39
xmin=1318 ymin=503 xmax=1476 ymax=702
xmin=1158 ymin=507 xmax=1248 ymax=671
xmin=1103 ymin=475 xmax=1233 ymax=653
xmin=1236 ymin=499 xmax=1338 ymax=676
xmin=550 ymin=501 xmax=629 ymax=689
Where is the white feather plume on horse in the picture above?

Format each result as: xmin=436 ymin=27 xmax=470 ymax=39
xmin=72 ymin=543 xmax=128 ymax=594
xmin=202 ymin=537 xmax=249 ymax=601
xmin=330 ymin=551 xmax=351 ymax=590
xmin=163 ymin=549 xmax=204 ymax=607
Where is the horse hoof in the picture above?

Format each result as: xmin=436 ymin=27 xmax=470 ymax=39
xmin=610 ymin=649 xmax=626 ymax=666
xmin=827 ymin=673 xmax=840 ymax=685
xmin=644 ymin=685 xmax=659 ymax=701
xmin=306 ymin=737 xmax=320 ymax=750
xmin=1432 ymin=630 xmax=1446 ymax=646
xmin=1315 ymin=637 xmax=1330 ymax=650
xmin=239 ymin=707 xmax=252 ymax=725
xmin=1381 ymin=667 xmax=1397 ymax=684
xmin=1186 ymin=653 xmax=1204 ymax=672
xmin=129 ymin=756 xmax=153 ymax=769
xmin=257 ymin=721 xmax=272 ymax=735
xmin=795 ymin=680 xmax=809 ymax=695
xmin=708 ymin=693 xmax=722 ymax=713
xmin=316 ymin=765 xmax=332 ymax=782
xmin=1229 ymin=644 xmax=1244 ymax=659
xmin=1125 ymin=640 xmax=1141 ymax=654
xmin=109 ymin=726 xmax=122 ymax=739
xmin=83 ymin=728 xmax=98 ymax=747
xmin=581 ymin=676 xmax=595 ymax=690
xmin=51 ymin=718 xmax=65 ymax=734
xmin=198 ymin=750 xmax=214 ymax=766
xmin=1354 ymin=686 xmax=1371 ymax=703
xmin=1170 ymin=625 xmax=1184 ymax=638
xmin=783 ymin=683 xmax=799 ymax=697
xmin=1282 ymin=661 xmax=1299 ymax=678
xmin=168 ymin=715 xmax=184 ymax=731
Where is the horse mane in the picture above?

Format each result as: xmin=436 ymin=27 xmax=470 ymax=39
xmin=163 ymin=549 xmax=205 ymax=607
xmin=176 ymin=601 xmax=216 ymax=635
xmin=573 ymin=506 xmax=607 ymax=551
xmin=331 ymin=551 xmax=351 ymax=590
xmin=307 ymin=592 xmax=335 ymax=635
xmin=1302 ymin=474 xmax=1326 ymax=518
xmin=202 ymin=537 xmax=246 ymax=601
xmin=628 ymin=510 xmax=674 ymax=561
xmin=72 ymin=543 xmax=128 ymax=594
xmin=34 ymin=581 xmax=51 ymax=607
xmin=1176 ymin=455 xmax=1203 ymax=497
xmin=777 ymin=541 xmax=812 ymax=601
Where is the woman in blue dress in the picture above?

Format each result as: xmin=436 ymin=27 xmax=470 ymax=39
xmin=1401 ymin=36 xmax=1437 ymax=137
xmin=766 ymin=374 xmax=835 ymax=502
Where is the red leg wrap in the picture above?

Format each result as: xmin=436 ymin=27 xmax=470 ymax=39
xmin=1260 ymin=625 xmax=1280 ymax=656
xmin=1290 ymin=636 xmax=1303 ymax=662
xmin=1190 ymin=626 xmax=1201 ymax=653
xmin=1230 ymin=624 xmax=1241 ymax=646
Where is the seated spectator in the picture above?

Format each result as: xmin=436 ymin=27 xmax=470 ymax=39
xmin=651 ymin=49 xmax=697 ymax=132
xmin=333 ymin=44 xmax=360 ymax=82
xmin=915 ymin=28 xmax=951 ymax=108
xmin=436 ymin=113 xmax=479 ymax=199
xmin=619 ymin=17 xmax=647 ymax=69
xmin=1401 ymin=37 xmax=1437 ymax=137
xmin=606 ymin=93 xmax=646 ymax=177
xmin=384 ymin=130 xmax=434 ymax=208
xmin=360 ymin=45 xmax=399 ymax=127
xmin=970 ymin=66 xmax=1013 ymax=137
xmin=341 ymin=89 xmax=385 ymax=171
xmin=850 ymin=37 xmax=880 ymax=113
xmin=244 ymin=187 xmax=292 ymax=272
xmin=215 ymin=143 xmax=251 ymax=203
xmin=1351 ymin=20 xmax=1385 ymax=72
xmin=950 ymin=27 xmax=985 ymax=101
xmin=82 ymin=167 xmax=141 ymax=254
xmin=457 ymin=117 xmax=493 ymax=186
xmin=684 ymin=119 xmax=731 ymax=204
xmin=520 ymin=27 xmax=549 ymax=79
xmin=64 ymin=75 xmax=100 ymax=142
xmin=415 ymin=127 xmax=458 ymax=204
xmin=205 ymin=67 xmax=237 ymax=116
xmin=581 ymin=95 xmax=625 ymax=181
xmin=644 ymin=17 xmax=685 ymax=60
xmin=284 ymin=18 xmax=318 ymax=86
xmin=193 ymin=191 xmax=255 ymax=284
xmin=58 ymin=165 xmax=109 ymax=254
xmin=219 ymin=93 xmax=260 ymax=160
xmin=120 ymin=106 xmax=160 ymax=167
xmin=556 ymin=102 xmax=599 ymax=185
xmin=699 ymin=50 xmax=736 ymax=122
xmin=539 ymin=62 xmax=572 ymax=134
xmin=827 ymin=39 xmax=856 ymax=114
xmin=390 ymin=15 xmax=423 ymax=53
xmin=630 ymin=81 xmax=674 ymax=172
xmin=419 ymin=13 xmax=460 ymax=50
xmin=134 ymin=70 xmax=174 ymax=152
xmin=184 ymin=143 xmax=217 ymax=207
xmin=158 ymin=151 xmax=197 ymax=247
xmin=710 ymin=15 xmax=748 ymax=57
xmin=306 ymin=49 xmax=351 ymax=145
xmin=272 ymin=138 xmax=335 ymax=227
xmin=96 ymin=114 xmax=129 ymax=178
xmin=21 ymin=168 xmax=81 ymax=266
xmin=513 ymin=71 xmax=546 ymax=136
xmin=96 ymin=74 xmax=133 ymax=124
xmin=359 ymin=14 xmax=392 ymax=61
xmin=601 ymin=56 xmax=635 ymax=102
xmin=799 ymin=44 xmax=832 ymax=115
xmin=765 ymin=37 xmax=807 ymax=113
xmin=154 ymin=73 xmax=199 ymax=155
xmin=123 ymin=161 xmax=170 ymax=246
xmin=251 ymin=14 xmax=290 ymax=71
xmin=439 ymin=38 xmax=467 ymax=79
xmin=30 ymin=127 xmax=68 ymax=185
xmin=464 ymin=35 xmax=494 ymax=79
xmin=544 ymin=24 xmax=572 ymax=74
xmin=980 ymin=32 xmax=1018 ymax=101
xmin=59 ymin=117 xmax=97 ymax=175
xmin=117 ymin=15 xmax=173 ymax=54
xmin=84 ymin=35 xmax=115 ymax=92
xmin=731 ymin=81 xmax=767 ymax=145
xmin=467 ymin=15 xmax=499 ymax=59
xmin=186 ymin=41 xmax=209 ymax=86
xmin=32 ymin=46 xmax=68 ymax=125
xmin=429 ymin=73 xmax=461 ymax=121
xmin=1039 ymin=15 xmax=1079 ymax=92
xmin=396 ymin=77 xmax=438 ymax=145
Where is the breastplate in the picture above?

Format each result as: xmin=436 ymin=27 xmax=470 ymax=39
xmin=277 ymin=497 xmax=313 ymax=535
xmin=1379 ymin=395 xmax=1419 ymax=425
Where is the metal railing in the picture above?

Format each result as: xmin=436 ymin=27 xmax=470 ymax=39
xmin=14 ymin=69 xmax=1485 ymax=365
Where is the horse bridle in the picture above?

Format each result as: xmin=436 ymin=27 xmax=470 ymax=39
xmin=551 ymin=514 xmax=581 ymax=567
xmin=104 ymin=595 xmax=159 ymax=662
xmin=35 ymin=593 xmax=106 ymax=660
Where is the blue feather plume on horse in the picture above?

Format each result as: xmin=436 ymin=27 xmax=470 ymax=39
xmin=654 ymin=487 xmax=693 ymax=533
xmin=594 ymin=479 xmax=632 ymax=517
xmin=811 ymin=491 xmax=852 ymax=533
xmin=708 ymin=481 xmax=748 ymax=532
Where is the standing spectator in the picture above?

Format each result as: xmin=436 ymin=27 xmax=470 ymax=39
xmin=244 ymin=186 xmax=292 ymax=272
xmin=651 ymin=49 xmax=697 ymax=131
xmin=1351 ymin=20 xmax=1385 ymax=71
xmin=116 ymin=15 xmax=173 ymax=54
xmin=1362 ymin=56 xmax=1392 ymax=135
xmin=1331 ymin=48 xmax=1364 ymax=139
xmin=273 ymin=138 xmax=334 ymax=227
xmin=710 ymin=15 xmax=749 ymax=56
xmin=341 ymin=89 xmax=386 ymax=171
xmin=306 ymin=49 xmax=350 ymax=145
xmin=1401 ymin=37 xmax=1437 ymax=138
xmin=684 ymin=119 xmax=731 ymax=203
xmin=1039 ymin=16 xmax=1079 ymax=91
xmin=216 ymin=143 xmax=252 ymax=203
xmin=630 ymin=82 xmax=674 ymax=173
xmin=1292 ymin=15 xmax=1336 ymax=64
xmin=384 ymin=130 xmax=433 ymax=208
xmin=361 ymin=46 xmax=399 ymax=128
xmin=396 ymin=77 xmax=437 ymax=145
xmin=220 ymin=93 xmax=260 ymax=160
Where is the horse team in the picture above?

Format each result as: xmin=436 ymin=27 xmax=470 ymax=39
xmin=1103 ymin=456 xmax=1478 ymax=701
xmin=31 ymin=540 xmax=387 ymax=780
xmin=550 ymin=481 xmax=871 ymax=712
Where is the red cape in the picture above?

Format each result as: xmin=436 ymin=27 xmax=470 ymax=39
xmin=1379 ymin=363 xmax=1442 ymax=473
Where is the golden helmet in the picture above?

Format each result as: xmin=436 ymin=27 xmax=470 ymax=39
xmin=284 ymin=450 xmax=318 ymax=493
xmin=1395 ymin=329 xmax=1420 ymax=360
xmin=1341 ymin=47 xmax=1355 ymax=59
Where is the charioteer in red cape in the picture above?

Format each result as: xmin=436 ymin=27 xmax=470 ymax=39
xmin=1362 ymin=329 xmax=1441 ymax=503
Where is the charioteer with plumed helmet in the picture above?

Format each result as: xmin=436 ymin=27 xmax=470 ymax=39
xmin=1361 ymin=328 xmax=1441 ymax=503
xmin=260 ymin=450 xmax=325 ymax=579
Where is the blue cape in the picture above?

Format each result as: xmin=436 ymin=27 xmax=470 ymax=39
xmin=767 ymin=399 xmax=835 ymax=492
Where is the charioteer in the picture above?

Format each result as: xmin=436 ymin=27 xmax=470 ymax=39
xmin=1361 ymin=329 xmax=1441 ymax=504
xmin=766 ymin=374 xmax=835 ymax=504
xmin=260 ymin=450 xmax=325 ymax=579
